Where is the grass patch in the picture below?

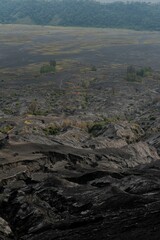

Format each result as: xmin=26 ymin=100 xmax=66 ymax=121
xmin=40 ymin=64 xmax=56 ymax=74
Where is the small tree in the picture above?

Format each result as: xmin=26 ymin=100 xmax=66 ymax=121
xmin=40 ymin=60 xmax=57 ymax=74
xmin=126 ymin=65 xmax=137 ymax=81
xmin=28 ymin=100 xmax=38 ymax=115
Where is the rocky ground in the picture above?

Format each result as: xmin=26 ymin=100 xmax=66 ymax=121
xmin=0 ymin=91 xmax=160 ymax=239
xmin=0 ymin=25 xmax=160 ymax=240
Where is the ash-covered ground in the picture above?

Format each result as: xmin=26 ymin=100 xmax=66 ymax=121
xmin=0 ymin=25 xmax=160 ymax=240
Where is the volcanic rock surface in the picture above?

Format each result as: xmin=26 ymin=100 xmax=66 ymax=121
xmin=0 ymin=25 xmax=160 ymax=240
xmin=0 ymin=109 xmax=160 ymax=240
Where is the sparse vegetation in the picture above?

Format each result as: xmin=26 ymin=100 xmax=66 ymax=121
xmin=136 ymin=67 xmax=153 ymax=77
xmin=0 ymin=125 xmax=13 ymax=134
xmin=91 ymin=66 xmax=97 ymax=71
xmin=27 ymin=100 xmax=44 ymax=115
xmin=88 ymin=117 xmax=120 ymax=135
xmin=126 ymin=65 xmax=153 ymax=82
xmin=43 ymin=124 xmax=60 ymax=135
xmin=40 ymin=63 xmax=56 ymax=74
xmin=2 ymin=108 xmax=13 ymax=115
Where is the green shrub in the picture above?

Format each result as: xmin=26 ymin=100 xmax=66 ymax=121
xmin=43 ymin=124 xmax=60 ymax=135
xmin=0 ymin=125 xmax=13 ymax=134
xmin=40 ymin=64 xmax=56 ymax=74
xmin=126 ymin=65 xmax=153 ymax=82
xmin=136 ymin=67 xmax=152 ymax=77
xmin=88 ymin=117 xmax=120 ymax=135
xmin=91 ymin=65 xmax=97 ymax=71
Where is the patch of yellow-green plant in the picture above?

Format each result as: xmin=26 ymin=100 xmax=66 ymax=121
xmin=0 ymin=125 xmax=13 ymax=134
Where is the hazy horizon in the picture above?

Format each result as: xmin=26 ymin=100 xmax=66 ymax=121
xmin=97 ymin=0 xmax=160 ymax=2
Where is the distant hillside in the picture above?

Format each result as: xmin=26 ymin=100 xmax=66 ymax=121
xmin=1 ymin=0 xmax=160 ymax=30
